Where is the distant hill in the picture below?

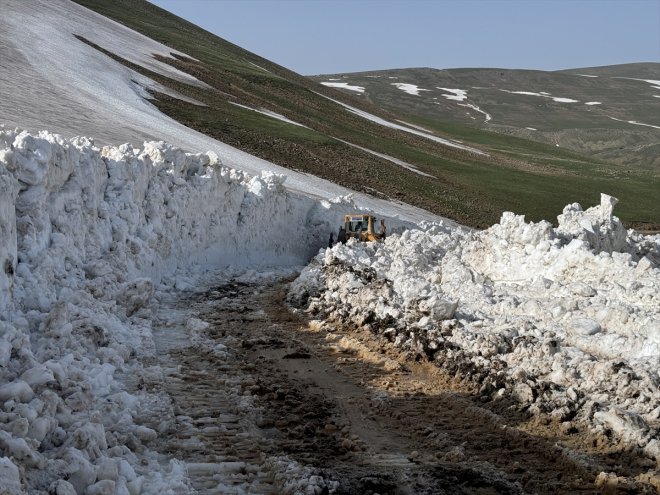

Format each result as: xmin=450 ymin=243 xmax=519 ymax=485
xmin=311 ymin=64 xmax=660 ymax=170
xmin=559 ymin=62 xmax=660 ymax=79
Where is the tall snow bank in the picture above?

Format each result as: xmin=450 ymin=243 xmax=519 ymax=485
xmin=290 ymin=195 xmax=660 ymax=464
xmin=0 ymin=128 xmax=355 ymax=492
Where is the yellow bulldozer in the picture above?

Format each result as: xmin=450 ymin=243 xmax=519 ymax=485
xmin=339 ymin=213 xmax=386 ymax=243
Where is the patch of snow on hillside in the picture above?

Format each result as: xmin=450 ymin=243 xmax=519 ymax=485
xmin=585 ymin=102 xmax=602 ymax=105
xmin=576 ymin=74 xmax=598 ymax=77
xmin=500 ymin=89 xmax=579 ymax=103
xmin=526 ymin=127 xmax=537 ymax=131
xmin=9 ymin=0 xmax=207 ymax=89
xmin=290 ymin=193 xmax=660 ymax=463
xmin=229 ymin=102 xmax=309 ymax=128
xmin=320 ymin=82 xmax=365 ymax=93
xmin=248 ymin=61 xmax=271 ymax=73
xmin=334 ymin=137 xmax=436 ymax=178
xmin=395 ymin=120 xmax=435 ymax=133
xmin=437 ymin=88 xmax=468 ymax=101
xmin=459 ymin=103 xmax=492 ymax=122
xmin=511 ymin=91 xmax=543 ymax=96
xmin=314 ymin=92 xmax=488 ymax=155
xmin=608 ymin=116 xmax=660 ymax=130
xmin=391 ymin=83 xmax=430 ymax=96
xmin=618 ymin=78 xmax=660 ymax=91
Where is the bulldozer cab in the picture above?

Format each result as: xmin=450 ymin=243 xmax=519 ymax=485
xmin=342 ymin=214 xmax=386 ymax=242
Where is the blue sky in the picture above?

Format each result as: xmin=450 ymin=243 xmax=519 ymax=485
xmin=150 ymin=0 xmax=660 ymax=75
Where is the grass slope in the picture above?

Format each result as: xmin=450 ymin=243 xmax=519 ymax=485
xmin=312 ymin=65 xmax=660 ymax=171
xmin=73 ymin=0 xmax=659 ymax=230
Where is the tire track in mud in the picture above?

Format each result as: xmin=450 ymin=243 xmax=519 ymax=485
xmin=149 ymin=277 xmax=657 ymax=494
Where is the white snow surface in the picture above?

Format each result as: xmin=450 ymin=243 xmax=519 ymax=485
xmin=608 ymin=116 xmax=660 ymax=131
xmin=248 ymin=61 xmax=271 ymax=73
xmin=0 ymin=129 xmax=432 ymax=492
xmin=437 ymin=88 xmax=468 ymax=101
xmin=228 ymin=102 xmax=309 ymax=128
xmin=500 ymin=89 xmax=579 ymax=103
xmin=390 ymin=83 xmax=430 ymax=96
xmin=291 ymin=194 xmax=660 ymax=463
xmin=435 ymin=89 xmax=492 ymax=122
xmin=585 ymin=102 xmax=602 ymax=105
xmin=333 ymin=138 xmax=437 ymax=179
xmin=320 ymin=82 xmax=366 ymax=93
xmin=459 ymin=103 xmax=492 ymax=122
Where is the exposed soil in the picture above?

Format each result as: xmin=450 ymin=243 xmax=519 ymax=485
xmin=147 ymin=277 xmax=658 ymax=494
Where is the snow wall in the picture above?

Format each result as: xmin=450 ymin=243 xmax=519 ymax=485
xmin=0 ymin=128 xmax=359 ymax=315
xmin=290 ymin=196 xmax=660 ymax=464
xmin=0 ymin=129 xmax=364 ymax=493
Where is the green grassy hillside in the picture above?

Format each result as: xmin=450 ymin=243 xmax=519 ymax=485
xmin=312 ymin=65 xmax=660 ymax=171
xmin=73 ymin=0 xmax=659 ymax=230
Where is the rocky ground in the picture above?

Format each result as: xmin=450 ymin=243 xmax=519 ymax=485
xmin=139 ymin=274 xmax=659 ymax=494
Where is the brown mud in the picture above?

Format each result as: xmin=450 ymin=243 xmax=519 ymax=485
xmin=150 ymin=278 xmax=658 ymax=494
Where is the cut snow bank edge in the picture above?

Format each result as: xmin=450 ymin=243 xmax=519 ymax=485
xmin=0 ymin=129 xmax=398 ymax=493
xmin=290 ymin=194 xmax=660 ymax=465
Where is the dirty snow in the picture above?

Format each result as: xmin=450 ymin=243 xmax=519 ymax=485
xmin=314 ymin=92 xmax=488 ymax=155
xmin=391 ymin=83 xmax=430 ymax=96
xmin=291 ymin=194 xmax=660 ymax=465
xmin=228 ymin=101 xmax=309 ymax=128
xmin=320 ymin=82 xmax=366 ymax=93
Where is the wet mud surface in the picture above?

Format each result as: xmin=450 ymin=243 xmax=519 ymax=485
xmin=150 ymin=278 xmax=658 ymax=494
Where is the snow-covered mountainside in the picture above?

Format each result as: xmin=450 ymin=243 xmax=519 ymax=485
xmin=290 ymin=195 xmax=660 ymax=461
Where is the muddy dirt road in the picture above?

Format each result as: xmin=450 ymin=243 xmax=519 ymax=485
xmin=146 ymin=276 xmax=657 ymax=494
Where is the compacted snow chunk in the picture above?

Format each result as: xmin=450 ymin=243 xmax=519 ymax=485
xmin=0 ymin=129 xmax=356 ymax=492
xmin=291 ymin=195 xmax=660 ymax=464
